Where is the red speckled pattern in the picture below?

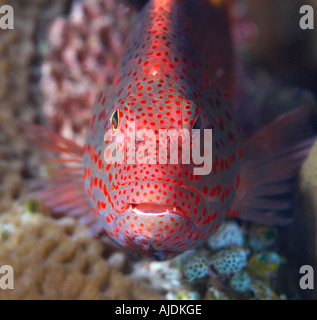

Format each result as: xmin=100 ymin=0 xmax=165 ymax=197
xmin=83 ymin=0 xmax=240 ymax=260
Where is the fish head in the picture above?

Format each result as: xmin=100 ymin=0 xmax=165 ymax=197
xmin=98 ymin=92 xmax=224 ymax=259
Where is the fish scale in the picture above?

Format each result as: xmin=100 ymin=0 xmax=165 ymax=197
xmin=26 ymin=0 xmax=314 ymax=261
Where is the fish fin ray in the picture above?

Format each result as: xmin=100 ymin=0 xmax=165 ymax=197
xmin=23 ymin=123 xmax=100 ymax=235
xmin=230 ymin=106 xmax=315 ymax=225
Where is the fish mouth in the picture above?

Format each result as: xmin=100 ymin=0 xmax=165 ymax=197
xmin=121 ymin=203 xmax=192 ymax=220
xmin=115 ymin=202 xmax=198 ymax=256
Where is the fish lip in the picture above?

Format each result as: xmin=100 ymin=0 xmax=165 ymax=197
xmin=120 ymin=203 xmax=193 ymax=221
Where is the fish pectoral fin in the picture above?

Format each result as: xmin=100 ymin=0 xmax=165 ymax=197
xmin=230 ymin=106 xmax=315 ymax=226
xmin=22 ymin=123 xmax=101 ymax=236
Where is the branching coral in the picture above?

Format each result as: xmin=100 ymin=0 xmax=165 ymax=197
xmin=0 ymin=203 xmax=162 ymax=300
xmin=40 ymin=0 xmax=137 ymax=144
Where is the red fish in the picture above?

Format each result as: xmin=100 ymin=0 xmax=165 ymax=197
xmin=25 ymin=0 xmax=313 ymax=260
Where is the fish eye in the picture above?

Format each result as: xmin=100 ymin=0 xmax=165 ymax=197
xmin=110 ymin=109 xmax=120 ymax=132
xmin=192 ymin=115 xmax=201 ymax=131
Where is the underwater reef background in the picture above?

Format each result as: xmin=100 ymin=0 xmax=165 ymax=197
xmin=0 ymin=0 xmax=317 ymax=299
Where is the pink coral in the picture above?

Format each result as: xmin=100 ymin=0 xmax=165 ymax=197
xmin=41 ymin=0 xmax=137 ymax=144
